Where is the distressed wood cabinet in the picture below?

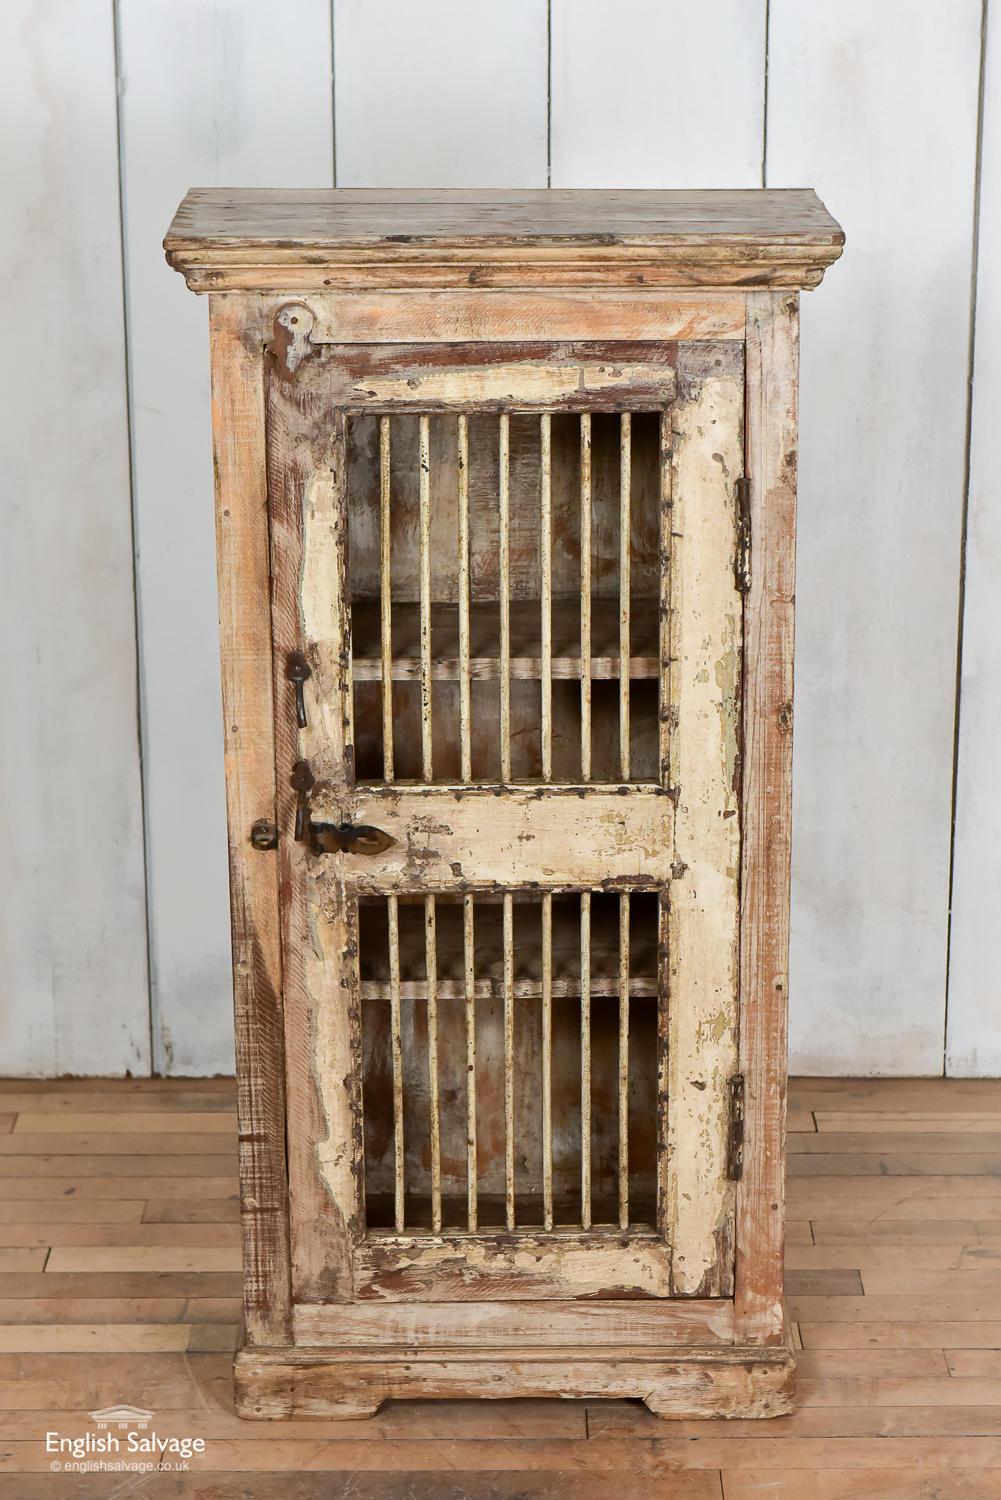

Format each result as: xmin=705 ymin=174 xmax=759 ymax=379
xmin=166 ymin=189 xmax=843 ymax=1420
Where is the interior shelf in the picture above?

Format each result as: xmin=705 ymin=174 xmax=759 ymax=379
xmin=351 ymin=597 xmax=661 ymax=682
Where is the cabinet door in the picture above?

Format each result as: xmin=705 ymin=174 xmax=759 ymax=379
xmin=267 ymin=339 xmax=744 ymax=1304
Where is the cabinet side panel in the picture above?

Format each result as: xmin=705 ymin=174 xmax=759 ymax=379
xmin=208 ymin=294 xmax=291 ymax=1344
xmin=667 ymin=358 xmax=744 ymax=1296
xmin=736 ymin=290 xmax=799 ymax=1343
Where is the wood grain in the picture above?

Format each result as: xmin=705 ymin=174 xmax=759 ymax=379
xmin=208 ymin=294 xmax=292 ymax=1345
xmin=666 ymin=358 xmax=744 ymax=1296
xmin=165 ymin=188 xmax=844 ymax=292
xmin=0 ymin=1075 xmax=994 ymax=1480
xmin=735 ymin=292 xmax=798 ymax=1343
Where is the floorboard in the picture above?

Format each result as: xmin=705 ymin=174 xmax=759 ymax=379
xmin=0 ymin=1075 xmax=995 ymax=1497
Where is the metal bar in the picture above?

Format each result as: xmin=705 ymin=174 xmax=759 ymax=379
xmin=419 ymin=413 xmax=433 ymax=782
xmin=580 ymin=890 xmax=592 ymax=1231
xmin=499 ymin=413 xmax=512 ymax=782
xmin=656 ymin=889 xmax=670 ymax=1238
xmin=463 ymin=892 xmax=477 ymax=1233
xmin=619 ymin=412 xmax=631 ymax=780
xmin=425 ymin=893 xmax=442 ymax=1233
xmin=541 ymin=891 xmax=553 ymax=1231
xmin=503 ymin=891 xmax=515 ymax=1229
xmin=379 ymin=415 xmax=394 ymax=781
xmin=580 ymin=414 xmax=592 ymax=783
xmin=457 ymin=414 xmax=472 ymax=783
xmin=387 ymin=893 xmax=404 ymax=1232
xmin=618 ymin=890 xmax=631 ymax=1230
xmin=659 ymin=409 xmax=672 ymax=787
xmin=540 ymin=413 xmax=553 ymax=782
xmin=657 ymin=412 xmax=672 ymax=1239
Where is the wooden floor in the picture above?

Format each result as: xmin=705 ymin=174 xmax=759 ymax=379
xmin=0 ymin=1077 xmax=1000 ymax=1498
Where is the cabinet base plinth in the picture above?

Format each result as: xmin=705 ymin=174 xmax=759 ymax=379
xmin=234 ymin=1342 xmax=795 ymax=1420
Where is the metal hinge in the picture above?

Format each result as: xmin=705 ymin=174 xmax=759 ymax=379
xmin=726 ymin=1074 xmax=746 ymax=1181
xmin=734 ymin=477 xmax=752 ymax=594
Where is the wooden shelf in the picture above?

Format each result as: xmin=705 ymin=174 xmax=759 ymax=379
xmin=351 ymin=597 xmax=660 ymax=681
xmin=359 ymin=892 xmax=659 ymax=1002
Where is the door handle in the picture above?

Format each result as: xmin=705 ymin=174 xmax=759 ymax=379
xmin=309 ymin=821 xmax=397 ymax=856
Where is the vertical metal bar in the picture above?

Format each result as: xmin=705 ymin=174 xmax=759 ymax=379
xmin=619 ymin=412 xmax=631 ymax=781
xmin=387 ymin=893 xmax=404 ymax=1232
xmin=618 ymin=891 xmax=631 ymax=1230
xmin=379 ymin=415 xmax=394 ymax=781
xmin=540 ymin=414 xmax=553 ymax=782
xmin=580 ymin=414 xmax=592 ymax=783
xmin=659 ymin=409 xmax=672 ymax=788
xmin=541 ymin=892 xmax=553 ymax=1231
xmin=580 ymin=890 xmax=592 ymax=1230
xmin=498 ymin=413 xmax=512 ymax=782
xmin=463 ymin=893 xmax=477 ymax=1233
xmin=419 ymin=414 xmax=433 ymax=782
xmin=457 ymin=414 xmax=472 ymax=783
xmin=503 ymin=891 xmax=515 ymax=1229
xmin=425 ymin=893 xmax=441 ymax=1233
xmin=656 ymin=889 xmax=670 ymax=1239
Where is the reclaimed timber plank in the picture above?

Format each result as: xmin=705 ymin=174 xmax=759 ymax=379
xmin=12 ymin=1113 xmax=235 ymax=1135
xmin=143 ymin=1200 xmax=239 ymax=1223
xmin=0 ymin=1324 xmax=192 ymax=1353
xmin=722 ymin=1473 xmax=1001 ymax=1500
xmin=0 ymin=1179 xmax=236 ymax=1200
xmin=812 ymin=1221 xmax=1001 ymax=1245
xmin=800 ymin=1322 xmax=1001 ymax=1350
xmin=788 ymin=1295 xmax=1001 ymax=1324
xmin=45 ymin=1248 xmax=241 ymax=1274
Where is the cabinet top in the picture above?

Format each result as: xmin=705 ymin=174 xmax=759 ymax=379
xmin=165 ymin=187 xmax=844 ymax=293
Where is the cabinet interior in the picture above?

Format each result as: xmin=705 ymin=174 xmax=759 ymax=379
xmin=346 ymin=407 xmax=667 ymax=1235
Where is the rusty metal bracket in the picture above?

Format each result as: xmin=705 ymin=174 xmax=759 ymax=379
xmin=726 ymin=1073 xmax=746 ymax=1181
xmin=734 ymin=477 xmax=752 ymax=594
xmin=285 ymin=650 xmax=312 ymax=728
xmin=267 ymin=302 xmax=316 ymax=378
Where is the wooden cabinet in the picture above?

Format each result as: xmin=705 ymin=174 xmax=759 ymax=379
xmin=166 ymin=188 xmax=843 ymax=1420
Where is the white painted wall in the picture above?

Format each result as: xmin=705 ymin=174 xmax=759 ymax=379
xmin=116 ymin=0 xmax=335 ymax=1075
xmin=768 ymin=0 xmax=982 ymax=1075
xmin=950 ymin=1 xmax=1001 ymax=1077
xmin=0 ymin=0 xmax=149 ymax=1077
xmin=1 ymin=0 xmax=996 ymax=1076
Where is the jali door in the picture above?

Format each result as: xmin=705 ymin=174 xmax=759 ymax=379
xmin=265 ymin=330 xmax=745 ymax=1314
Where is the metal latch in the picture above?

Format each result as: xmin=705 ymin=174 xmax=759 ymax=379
xmin=289 ymin=759 xmax=396 ymax=856
xmin=726 ymin=1074 xmax=745 ymax=1181
xmin=286 ymin=651 xmax=312 ymax=728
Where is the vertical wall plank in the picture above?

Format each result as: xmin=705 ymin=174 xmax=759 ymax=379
xmin=0 ymin=0 xmax=149 ymax=1075
xmin=551 ymin=0 xmax=765 ymax=187
xmin=117 ymin=0 xmax=334 ymax=1074
xmin=950 ymin=5 xmax=1001 ymax=1078
xmin=334 ymin=0 xmax=548 ymax=187
xmin=768 ymin=0 xmax=982 ymax=1074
